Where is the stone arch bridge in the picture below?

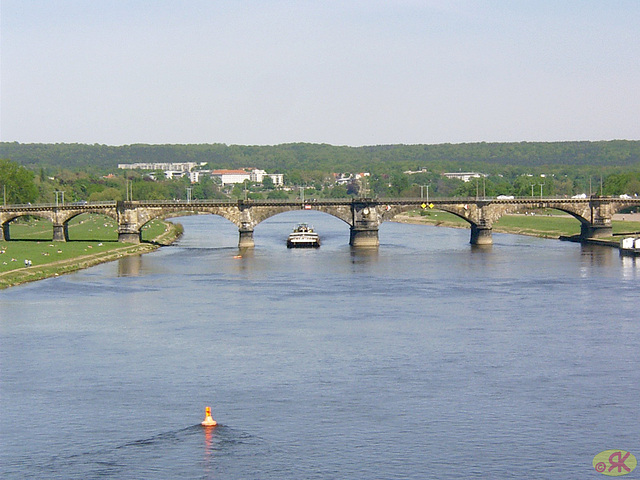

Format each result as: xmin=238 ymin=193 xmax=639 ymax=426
xmin=1 ymin=197 xmax=638 ymax=247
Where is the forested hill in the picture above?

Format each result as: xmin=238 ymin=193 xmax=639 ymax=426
xmin=1 ymin=140 xmax=639 ymax=173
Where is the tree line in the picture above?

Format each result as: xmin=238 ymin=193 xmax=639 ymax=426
xmin=2 ymin=140 xmax=639 ymax=171
xmin=1 ymin=141 xmax=639 ymax=204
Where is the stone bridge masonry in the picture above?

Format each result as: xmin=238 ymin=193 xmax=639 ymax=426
xmin=1 ymin=197 xmax=639 ymax=247
xmin=0 ymin=202 xmax=118 ymax=242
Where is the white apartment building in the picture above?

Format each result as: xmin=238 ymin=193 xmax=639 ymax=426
xmin=442 ymin=172 xmax=487 ymax=182
xmin=211 ymin=169 xmax=283 ymax=186
xmin=118 ymin=162 xmax=205 ymax=172
xmin=250 ymin=169 xmax=284 ymax=186
xmin=211 ymin=170 xmax=251 ymax=185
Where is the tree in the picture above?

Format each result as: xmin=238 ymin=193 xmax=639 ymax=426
xmin=267 ymin=189 xmax=289 ymax=199
xmin=626 ymin=178 xmax=640 ymax=196
xmin=388 ymin=173 xmax=409 ymax=196
xmin=262 ymin=176 xmax=274 ymax=189
xmin=89 ymin=187 xmax=122 ymax=201
xmin=0 ymin=159 xmax=39 ymax=204
xmin=326 ymin=184 xmax=349 ymax=198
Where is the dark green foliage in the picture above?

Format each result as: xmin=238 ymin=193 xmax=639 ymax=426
xmin=1 ymin=141 xmax=640 ymax=201
xmin=2 ymin=141 xmax=639 ymax=173
xmin=267 ymin=190 xmax=289 ymax=199
xmin=0 ymin=159 xmax=39 ymax=204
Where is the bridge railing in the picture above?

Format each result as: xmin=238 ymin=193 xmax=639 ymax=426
xmin=132 ymin=199 xmax=238 ymax=206
xmin=1 ymin=201 xmax=117 ymax=209
xmin=2 ymin=196 xmax=638 ymax=210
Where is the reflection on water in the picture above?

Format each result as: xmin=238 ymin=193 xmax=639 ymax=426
xmin=117 ymin=254 xmax=143 ymax=277
xmin=620 ymin=254 xmax=640 ymax=278
xmin=349 ymin=248 xmax=379 ymax=264
xmin=470 ymin=244 xmax=493 ymax=253
xmin=580 ymin=244 xmax=616 ymax=268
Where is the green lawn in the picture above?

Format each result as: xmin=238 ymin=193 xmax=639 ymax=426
xmin=494 ymin=214 xmax=581 ymax=237
xmin=495 ymin=213 xmax=640 ymax=238
xmin=1 ymin=215 xmax=171 ymax=275
xmin=6 ymin=214 xmax=168 ymax=242
xmin=411 ymin=209 xmax=640 ymax=239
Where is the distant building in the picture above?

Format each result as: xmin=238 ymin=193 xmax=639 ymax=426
xmin=249 ymin=169 xmax=284 ymax=186
xmin=211 ymin=169 xmax=251 ymax=185
xmin=119 ymin=162 xmax=282 ymax=186
xmin=118 ymin=162 xmax=205 ymax=172
xmin=164 ymin=170 xmax=187 ymax=180
xmin=403 ymin=168 xmax=429 ymax=174
xmin=210 ymin=169 xmax=282 ymax=186
xmin=334 ymin=172 xmax=369 ymax=185
xmin=442 ymin=172 xmax=486 ymax=182
xmin=334 ymin=173 xmax=352 ymax=185
xmin=189 ymin=170 xmax=202 ymax=183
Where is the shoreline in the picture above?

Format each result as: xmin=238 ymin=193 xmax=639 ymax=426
xmin=392 ymin=212 xmax=640 ymax=240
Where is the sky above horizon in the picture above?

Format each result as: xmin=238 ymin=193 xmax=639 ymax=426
xmin=1 ymin=0 xmax=639 ymax=146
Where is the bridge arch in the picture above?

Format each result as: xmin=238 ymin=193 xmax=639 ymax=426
xmin=3 ymin=197 xmax=639 ymax=246
xmin=1 ymin=210 xmax=61 ymax=226
xmin=247 ymin=205 xmax=353 ymax=226
xmin=1 ymin=212 xmax=55 ymax=241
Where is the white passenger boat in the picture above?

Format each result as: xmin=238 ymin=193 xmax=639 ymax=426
xmin=287 ymin=223 xmax=320 ymax=248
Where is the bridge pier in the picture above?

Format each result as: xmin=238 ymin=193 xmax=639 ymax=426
xmin=1 ymin=223 xmax=9 ymax=241
xmin=118 ymin=231 xmax=141 ymax=243
xmin=53 ymin=224 xmax=69 ymax=242
xmin=238 ymin=227 xmax=255 ymax=248
xmin=470 ymin=225 xmax=493 ymax=245
xmin=349 ymin=226 xmax=379 ymax=248
xmin=580 ymin=224 xmax=613 ymax=240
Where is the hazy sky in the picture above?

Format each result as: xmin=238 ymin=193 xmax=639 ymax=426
xmin=1 ymin=0 xmax=639 ymax=146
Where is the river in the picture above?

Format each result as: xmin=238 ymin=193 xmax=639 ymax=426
xmin=1 ymin=212 xmax=638 ymax=479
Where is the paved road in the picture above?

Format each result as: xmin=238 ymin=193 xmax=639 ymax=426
xmin=613 ymin=213 xmax=640 ymax=221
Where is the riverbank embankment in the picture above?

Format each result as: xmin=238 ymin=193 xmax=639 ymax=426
xmin=393 ymin=212 xmax=640 ymax=241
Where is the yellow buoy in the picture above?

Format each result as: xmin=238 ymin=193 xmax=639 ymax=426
xmin=201 ymin=406 xmax=217 ymax=426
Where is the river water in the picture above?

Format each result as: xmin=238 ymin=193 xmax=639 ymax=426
xmin=1 ymin=213 xmax=638 ymax=479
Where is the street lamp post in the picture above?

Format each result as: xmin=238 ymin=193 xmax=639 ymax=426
xmin=420 ymin=185 xmax=430 ymax=202
xmin=539 ymin=183 xmax=545 ymax=199
xmin=54 ymin=191 xmax=65 ymax=206
xmin=186 ymin=187 xmax=192 ymax=203
xmin=530 ymin=184 xmax=535 ymax=197
xmin=600 ymin=175 xmax=603 ymax=196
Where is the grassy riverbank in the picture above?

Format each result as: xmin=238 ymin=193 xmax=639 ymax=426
xmin=394 ymin=210 xmax=640 ymax=241
xmin=0 ymin=214 xmax=183 ymax=289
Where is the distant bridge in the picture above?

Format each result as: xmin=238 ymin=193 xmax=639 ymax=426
xmin=1 ymin=196 xmax=639 ymax=247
